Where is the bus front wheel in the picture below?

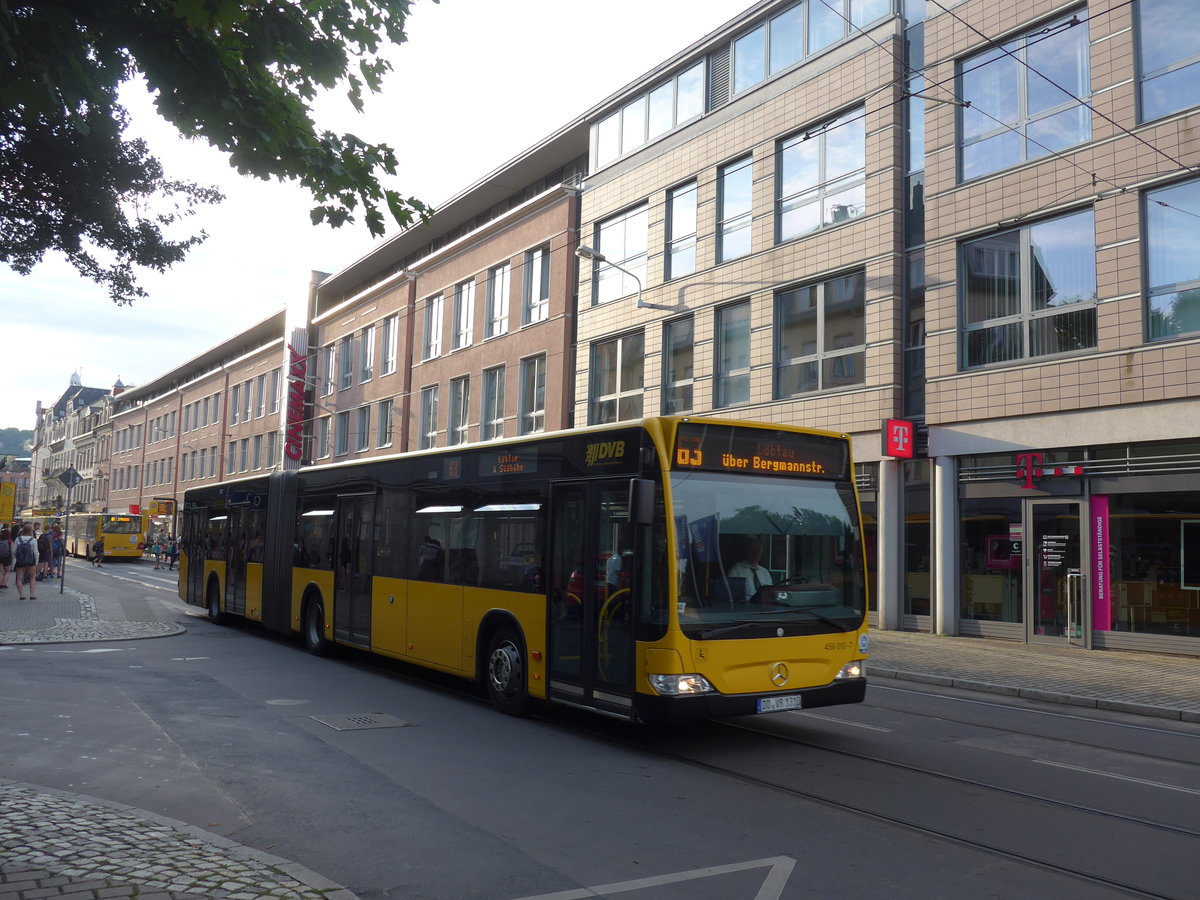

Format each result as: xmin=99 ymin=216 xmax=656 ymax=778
xmin=304 ymin=597 xmax=329 ymax=657
xmin=485 ymin=626 xmax=529 ymax=716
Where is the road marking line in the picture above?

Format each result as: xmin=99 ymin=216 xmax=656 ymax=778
xmin=1034 ymin=759 xmax=1200 ymax=795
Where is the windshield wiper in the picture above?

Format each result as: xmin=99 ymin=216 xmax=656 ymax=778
xmin=696 ymin=619 xmax=767 ymax=639
xmin=696 ymin=606 xmax=849 ymax=639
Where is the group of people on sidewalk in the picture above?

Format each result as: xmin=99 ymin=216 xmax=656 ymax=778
xmin=149 ymin=536 xmax=178 ymax=570
xmin=0 ymin=521 xmax=65 ymax=599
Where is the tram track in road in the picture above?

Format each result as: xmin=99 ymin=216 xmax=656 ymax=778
xmin=572 ymin=712 xmax=1200 ymax=900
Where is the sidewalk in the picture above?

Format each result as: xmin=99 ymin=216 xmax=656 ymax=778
xmin=3 ymin=576 xmax=1198 ymax=898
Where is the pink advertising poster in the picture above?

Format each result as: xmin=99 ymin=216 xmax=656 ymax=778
xmin=1091 ymin=495 xmax=1112 ymax=631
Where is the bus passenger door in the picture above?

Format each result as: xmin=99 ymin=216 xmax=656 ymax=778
xmin=548 ymin=480 xmax=635 ymax=716
xmin=224 ymin=508 xmax=247 ymax=616
xmin=334 ymin=494 xmax=374 ymax=648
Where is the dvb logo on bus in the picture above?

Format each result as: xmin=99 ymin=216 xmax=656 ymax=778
xmin=585 ymin=440 xmax=625 ymax=467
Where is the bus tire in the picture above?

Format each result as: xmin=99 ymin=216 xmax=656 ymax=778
xmin=485 ymin=625 xmax=529 ymax=716
xmin=303 ymin=596 xmax=329 ymax=657
xmin=206 ymin=581 xmax=225 ymax=625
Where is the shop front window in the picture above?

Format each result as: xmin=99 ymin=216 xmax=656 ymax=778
xmin=960 ymin=497 xmax=1023 ymax=623
xmin=1107 ymin=492 xmax=1200 ymax=638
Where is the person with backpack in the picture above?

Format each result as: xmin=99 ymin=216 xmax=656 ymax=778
xmin=13 ymin=524 xmax=39 ymax=599
xmin=35 ymin=524 xmax=52 ymax=582
xmin=91 ymin=536 xmax=105 ymax=567
xmin=0 ymin=524 xmax=12 ymax=589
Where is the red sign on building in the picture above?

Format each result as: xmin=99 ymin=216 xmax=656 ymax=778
xmin=882 ymin=418 xmax=916 ymax=459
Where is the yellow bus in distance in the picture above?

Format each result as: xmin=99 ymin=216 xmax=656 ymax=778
xmin=65 ymin=512 xmax=149 ymax=560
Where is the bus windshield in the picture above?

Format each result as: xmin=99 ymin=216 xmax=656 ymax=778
xmin=103 ymin=516 xmax=143 ymax=534
xmin=671 ymin=471 xmax=866 ymax=638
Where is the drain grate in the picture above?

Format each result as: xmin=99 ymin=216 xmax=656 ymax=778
xmin=310 ymin=713 xmax=413 ymax=731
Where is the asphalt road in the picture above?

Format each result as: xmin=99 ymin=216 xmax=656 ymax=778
xmin=3 ymin=562 xmax=1198 ymax=899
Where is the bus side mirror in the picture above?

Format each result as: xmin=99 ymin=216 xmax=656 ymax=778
xmin=629 ymin=478 xmax=654 ymax=527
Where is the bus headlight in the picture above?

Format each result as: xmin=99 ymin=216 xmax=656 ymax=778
xmin=835 ymin=660 xmax=865 ymax=680
xmin=648 ymin=673 xmax=715 ymax=695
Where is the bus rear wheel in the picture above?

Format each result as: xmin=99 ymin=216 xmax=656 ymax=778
xmin=485 ymin=626 xmax=529 ymax=716
xmin=206 ymin=582 xmax=225 ymax=625
xmin=304 ymin=597 xmax=329 ymax=657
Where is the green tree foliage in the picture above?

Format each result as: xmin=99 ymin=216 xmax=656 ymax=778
xmin=0 ymin=0 xmax=432 ymax=305
xmin=0 ymin=428 xmax=31 ymax=456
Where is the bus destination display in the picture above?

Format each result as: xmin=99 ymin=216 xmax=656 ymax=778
xmin=672 ymin=423 xmax=848 ymax=479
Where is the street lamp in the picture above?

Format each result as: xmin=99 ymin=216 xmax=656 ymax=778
xmin=576 ymin=245 xmax=649 ymax=309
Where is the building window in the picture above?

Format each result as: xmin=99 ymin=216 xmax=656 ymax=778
xmin=422 ymin=294 xmax=443 ymax=360
xmin=317 ymin=416 xmax=331 ymax=459
xmin=198 ymin=448 xmax=207 ymax=479
xmin=778 ymin=107 xmax=865 ymax=241
xmin=241 ymin=381 xmax=251 ymax=422
xmin=730 ymin=1 xmax=889 ymax=98
xmin=360 ymin=324 xmax=375 ymax=382
xmin=486 ymin=264 xmax=510 ymax=338
xmin=355 ymin=405 xmax=370 ymax=452
xmin=591 ymin=332 xmax=644 ymax=424
xmin=321 ymin=345 xmax=335 ymax=396
xmin=380 ymin=315 xmax=398 ymax=375
xmin=718 ymin=156 xmax=753 ymax=263
xmin=209 ymin=447 xmax=217 ymax=477
xmin=268 ymin=368 xmax=281 ymax=414
xmin=252 ymin=434 xmax=263 ymax=469
xmin=266 ymin=432 xmax=278 ymax=466
xmin=593 ymin=60 xmax=705 ymax=168
xmin=481 ymin=367 xmax=505 ymax=441
xmin=518 ymin=355 xmax=546 ymax=435
xmin=254 ymin=374 xmax=266 ymax=418
xmin=593 ymin=204 xmax=648 ymax=304
xmin=448 ymin=376 xmax=470 ymax=446
xmin=1146 ymin=177 xmax=1200 ymax=340
xmin=335 ymin=410 xmax=350 ymax=456
xmin=958 ymin=13 xmax=1090 ymax=181
xmin=716 ymin=302 xmax=751 ymax=407
xmin=662 ymin=316 xmax=694 ymax=414
xmin=419 ymin=386 xmax=439 ymax=450
xmin=776 ymin=270 xmax=867 ymax=395
xmin=452 ymin=279 xmax=474 ymax=350
xmin=339 ymin=335 xmax=354 ymax=389
xmin=666 ymin=181 xmax=697 ymax=280
xmin=960 ymin=210 xmax=1096 ymax=367
xmin=239 ymin=439 xmax=249 ymax=472
xmin=523 ymin=245 xmax=550 ymax=325
xmin=211 ymin=391 xmax=221 ymax=423
xmin=1139 ymin=0 xmax=1200 ymax=121
xmin=376 ymin=398 xmax=394 ymax=448
xmin=230 ymin=384 xmax=240 ymax=425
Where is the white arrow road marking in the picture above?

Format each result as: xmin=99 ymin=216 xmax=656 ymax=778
xmin=514 ymin=856 xmax=796 ymax=900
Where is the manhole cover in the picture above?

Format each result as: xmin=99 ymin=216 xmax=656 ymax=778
xmin=310 ymin=713 xmax=412 ymax=731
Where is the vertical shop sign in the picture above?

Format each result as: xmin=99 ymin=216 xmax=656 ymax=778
xmin=1091 ymin=495 xmax=1112 ymax=631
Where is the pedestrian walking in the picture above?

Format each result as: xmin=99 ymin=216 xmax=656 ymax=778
xmin=0 ymin=525 xmax=11 ymax=589
xmin=34 ymin=523 xmax=52 ymax=582
xmin=166 ymin=536 xmax=179 ymax=571
xmin=151 ymin=538 xmax=163 ymax=569
xmin=13 ymin=525 xmax=39 ymax=598
xmin=91 ymin=536 xmax=105 ymax=567
xmin=51 ymin=526 xmax=65 ymax=578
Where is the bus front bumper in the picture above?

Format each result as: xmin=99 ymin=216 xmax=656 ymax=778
xmin=636 ymin=676 xmax=866 ymax=724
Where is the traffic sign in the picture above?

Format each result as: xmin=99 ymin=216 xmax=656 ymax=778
xmin=58 ymin=467 xmax=82 ymax=490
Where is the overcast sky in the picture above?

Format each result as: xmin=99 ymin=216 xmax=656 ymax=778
xmin=1 ymin=0 xmax=743 ymax=433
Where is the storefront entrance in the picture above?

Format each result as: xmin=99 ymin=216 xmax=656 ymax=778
xmin=1025 ymin=499 xmax=1087 ymax=647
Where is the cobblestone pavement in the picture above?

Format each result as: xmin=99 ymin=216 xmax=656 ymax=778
xmin=0 ymin=584 xmax=182 ymax=644
xmin=0 ymin=780 xmax=356 ymax=900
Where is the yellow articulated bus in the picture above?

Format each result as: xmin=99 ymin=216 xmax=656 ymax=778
xmin=179 ymin=417 xmax=868 ymax=723
xmin=65 ymin=512 xmax=149 ymax=560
